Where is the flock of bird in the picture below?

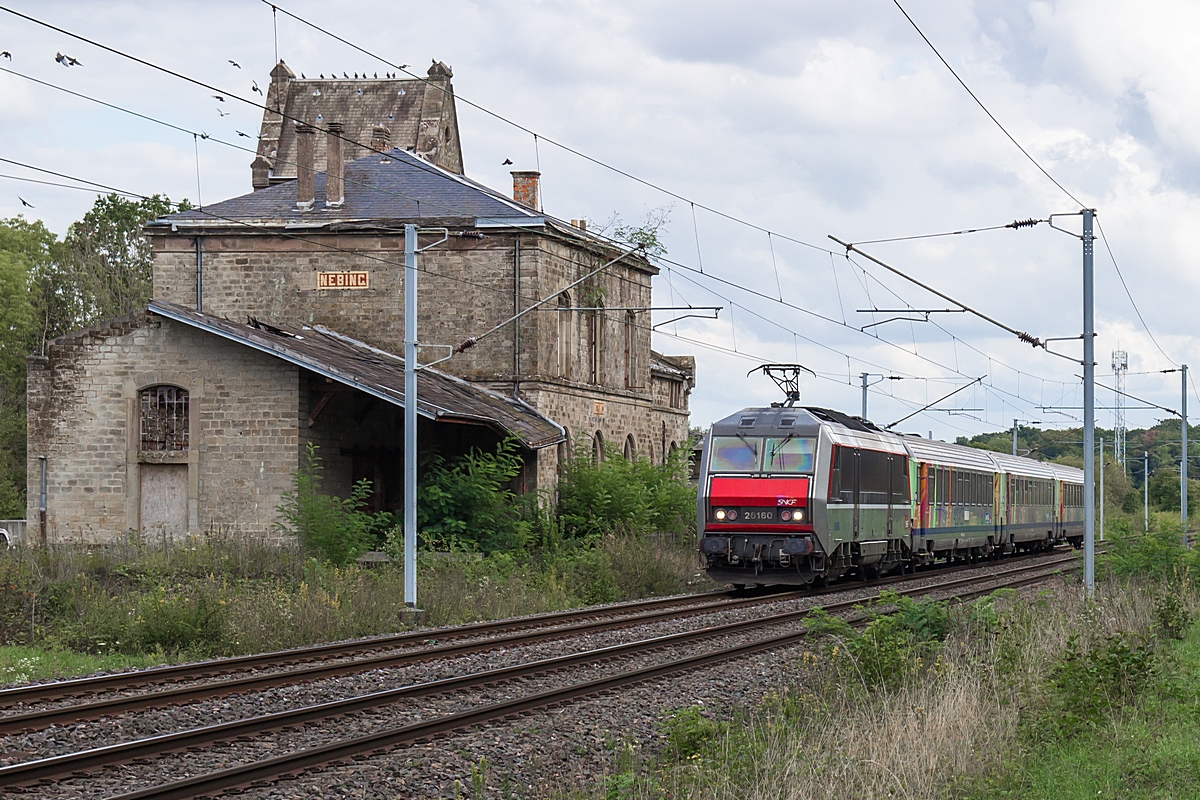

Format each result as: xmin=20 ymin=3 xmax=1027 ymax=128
xmin=8 ymin=53 xmax=515 ymax=213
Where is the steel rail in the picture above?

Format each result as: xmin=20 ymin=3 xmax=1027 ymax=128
xmin=105 ymin=560 xmax=1075 ymax=800
xmin=0 ymin=547 xmax=1072 ymax=715
xmin=0 ymin=555 xmax=1078 ymax=792
xmin=0 ymin=589 xmax=738 ymax=707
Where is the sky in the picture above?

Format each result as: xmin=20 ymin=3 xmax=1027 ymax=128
xmin=0 ymin=0 xmax=1197 ymax=448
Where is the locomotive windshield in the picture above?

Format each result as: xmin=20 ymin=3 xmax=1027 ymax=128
xmin=764 ymin=436 xmax=816 ymax=473
xmin=709 ymin=435 xmax=815 ymax=473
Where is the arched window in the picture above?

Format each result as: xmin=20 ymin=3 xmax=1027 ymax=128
xmin=624 ymin=433 xmax=636 ymax=460
xmin=587 ymin=302 xmax=603 ymax=385
xmin=593 ymin=430 xmax=605 ymax=463
xmin=140 ymin=386 xmax=189 ymax=451
xmin=624 ymin=311 xmax=636 ymax=388
xmin=557 ymin=292 xmax=573 ymax=379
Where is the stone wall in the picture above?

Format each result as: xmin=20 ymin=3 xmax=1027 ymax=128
xmin=26 ymin=313 xmax=300 ymax=543
xmin=149 ymin=225 xmax=691 ymax=497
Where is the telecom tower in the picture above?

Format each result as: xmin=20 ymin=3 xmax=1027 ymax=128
xmin=1112 ymin=350 xmax=1128 ymax=467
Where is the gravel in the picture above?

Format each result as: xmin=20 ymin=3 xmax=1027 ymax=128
xmin=1 ymin=553 xmax=1078 ymax=798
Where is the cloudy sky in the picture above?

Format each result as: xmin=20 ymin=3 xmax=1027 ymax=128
xmin=1 ymin=0 xmax=1197 ymax=445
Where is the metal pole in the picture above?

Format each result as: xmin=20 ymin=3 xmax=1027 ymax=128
xmin=38 ymin=455 xmax=46 ymax=546
xmin=404 ymin=224 xmax=418 ymax=608
xmin=1013 ymin=418 xmax=1018 ymax=456
xmin=1145 ymin=450 xmax=1149 ymax=532
xmin=1182 ymin=363 xmax=1189 ymax=543
xmin=1099 ymin=436 xmax=1104 ymax=542
xmin=1083 ymin=209 xmax=1095 ymax=596
xmin=861 ymin=373 xmax=869 ymax=419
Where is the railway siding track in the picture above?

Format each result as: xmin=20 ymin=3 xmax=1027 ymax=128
xmin=0 ymin=551 xmax=1077 ymax=734
xmin=0 ymin=546 xmax=1076 ymax=716
xmin=0 ymin=555 xmax=1078 ymax=796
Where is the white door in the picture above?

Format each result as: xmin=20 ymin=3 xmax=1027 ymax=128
xmin=140 ymin=464 xmax=188 ymax=537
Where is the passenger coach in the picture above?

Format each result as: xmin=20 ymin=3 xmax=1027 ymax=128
xmin=697 ymin=406 xmax=1084 ymax=587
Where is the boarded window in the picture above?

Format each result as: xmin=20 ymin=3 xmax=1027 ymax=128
xmin=587 ymin=306 xmax=603 ymax=385
xmin=624 ymin=311 xmax=636 ymax=388
xmin=557 ymin=293 xmax=573 ymax=378
xmin=140 ymin=386 xmax=189 ymax=452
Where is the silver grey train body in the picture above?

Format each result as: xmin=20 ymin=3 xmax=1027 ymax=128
xmin=697 ymin=406 xmax=1085 ymax=587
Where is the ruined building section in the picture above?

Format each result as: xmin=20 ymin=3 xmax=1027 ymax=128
xmin=149 ymin=145 xmax=693 ymax=500
xmin=253 ymin=59 xmax=463 ymax=190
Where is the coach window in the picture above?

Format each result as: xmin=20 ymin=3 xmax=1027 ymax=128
xmin=859 ymin=449 xmax=890 ymax=506
xmin=140 ymin=386 xmax=189 ymax=451
xmin=889 ymin=455 xmax=909 ymax=504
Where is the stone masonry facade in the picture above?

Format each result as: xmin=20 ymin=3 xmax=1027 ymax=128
xmin=26 ymin=314 xmax=300 ymax=542
xmin=150 ymin=224 xmax=693 ymax=500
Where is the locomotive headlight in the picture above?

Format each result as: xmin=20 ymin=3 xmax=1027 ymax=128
xmin=727 ymin=509 xmax=738 ymax=520
xmin=793 ymin=509 xmax=804 ymax=522
xmin=714 ymin=508 xmax=727 ymax=521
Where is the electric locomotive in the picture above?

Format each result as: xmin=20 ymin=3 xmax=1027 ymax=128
xmin=696 ymin=366 xmax=1084 ymax=588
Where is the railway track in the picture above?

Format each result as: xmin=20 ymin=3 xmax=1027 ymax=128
xmin=0 ymin=552 xmax=1079 ymax=797
xmin=0 ymin=545 xmax=1075 ymax=715
xmin=0 ymin=549 xmax=1074 ymax=733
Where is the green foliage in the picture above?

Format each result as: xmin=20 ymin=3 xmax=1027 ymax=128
xmin=416 ymin=436 xmax=533 ymax=553
xmin=556 ymin=440 xmax=696 ymax=537
xmin=1026 ymin=631 xmax=1162 ymax=742
xmin=275 ymin=442 xmax=382 ymax=565
xmin=1099 ymin=526 xmax=1192 ymax=580
xmin=662 ymin=705 xmax=728 ymax=760
xmin=1153 ymin=588 xmax=1192 ymax=640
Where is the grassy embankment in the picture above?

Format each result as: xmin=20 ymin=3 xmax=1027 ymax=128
xmin=578 ymin=512 xmax=1200 ymax=800
xmin=0 ymin=442 xmax=707 ymax=684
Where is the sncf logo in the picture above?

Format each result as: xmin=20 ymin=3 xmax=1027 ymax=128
xmin=776 ymin=497 xmax=799 ymax=507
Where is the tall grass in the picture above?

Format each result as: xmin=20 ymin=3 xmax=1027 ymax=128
xmin=590 ymin=575 xmax=1181 ymax=800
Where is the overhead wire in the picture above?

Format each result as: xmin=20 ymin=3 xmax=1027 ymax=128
xmin=0 ymin=6 xmax=1088 ymax=432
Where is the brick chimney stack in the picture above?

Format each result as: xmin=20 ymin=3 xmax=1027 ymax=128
xmin=325 ymin=122 xmax=345 ymax=207
xmin=295 ymin=123 xmax=315 ymax=210
xmin=511 ymin=171 xmax=540 ymax=210
xmin=370 ymin=125 xmax=391 ymax=154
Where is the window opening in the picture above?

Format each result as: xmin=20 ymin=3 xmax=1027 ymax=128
xmin=140 ymin=386 xmax=189 ymax=451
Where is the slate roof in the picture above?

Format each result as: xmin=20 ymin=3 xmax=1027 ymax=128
xmin=156 ymin=148 xmax=541 ymax=227
xmin=149 ymin=300 xmax=564 ymax=449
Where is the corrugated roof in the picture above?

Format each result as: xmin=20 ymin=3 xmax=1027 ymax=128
xmin=158 ymin=149 xmax=537 ymax=227
xmin=148 ymin=300 xmax=563 ymax=449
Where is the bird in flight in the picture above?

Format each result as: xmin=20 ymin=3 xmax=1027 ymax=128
xmin=228 ymin=59 xmax=240 ymax=68
xmin=55 ymin=52 xmax=82 ymax=67
xmin=217 ymin=108 xmax=230 ymax=117
xmin=212 ymin=95 xmax=225 ymax=102
xmin=0 ymin=52 xmax=11 ymax=60
xmin=399 ymin=64 xmax=409 ymax=69
xmin=236 ymin=130 xmax=251 ymax=138
xmin=502 ymin=159 xmax=513 ymax=166
xmin=251 ymin=80 xmax=262 ymax=95
xmin=18 ymin=196 xmax=32 ymax=208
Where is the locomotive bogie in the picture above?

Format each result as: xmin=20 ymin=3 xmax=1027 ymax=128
xmin=698 ymin=406 xmax=1085 ymax=588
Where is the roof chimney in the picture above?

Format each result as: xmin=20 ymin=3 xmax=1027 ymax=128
xmin=370 ymin=124 xmax=391 ymax=154
xmin=325 ymin=122 xmax=344 ymax=207
xmin=251 ymin=155 xmax=271 ymax=191
xmin=511 ymin=170 xmax=540 ymax=210
xmin=295 ymin=123 xmax=315 ymax=210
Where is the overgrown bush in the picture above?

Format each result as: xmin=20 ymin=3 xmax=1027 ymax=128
xmin=275 ymin=442 xmax=383 ymax=565
xmin=416 ymin=436 xmax=534 ymax=553
xmin=803 ymin=590 xmax=951 ymax=689
xmin=1025 ymin=630 xmax=1162 ymax=742
xmin=557 ymin=441 xmax=696 ymax=537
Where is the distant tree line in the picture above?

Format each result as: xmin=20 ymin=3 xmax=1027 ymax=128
xmin=0 ymin=193 xmax=186 ymax=517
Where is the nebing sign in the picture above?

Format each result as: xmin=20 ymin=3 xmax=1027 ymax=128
xmin=317 ymin=271 xmax=370 ymax=289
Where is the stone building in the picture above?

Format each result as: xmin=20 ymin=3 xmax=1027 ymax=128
xmin=25 ymin=63 xmax=693 ymax=542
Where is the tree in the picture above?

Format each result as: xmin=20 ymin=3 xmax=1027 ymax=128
xmin=54 ymin=194 xmax=183 ymax=330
